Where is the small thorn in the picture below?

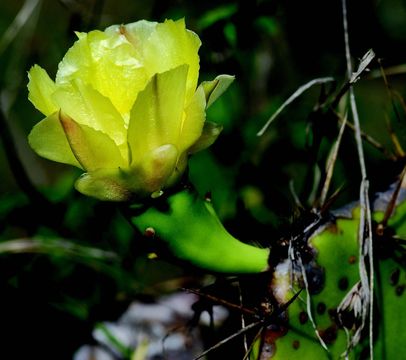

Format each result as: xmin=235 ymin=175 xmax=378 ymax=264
xmin=204 ymin=191 xmax=212 ymax=202
xmin=151 ymin=190 xmax=164 ymax=199
xmin=144 ymin=227 xmax=156 ymax=238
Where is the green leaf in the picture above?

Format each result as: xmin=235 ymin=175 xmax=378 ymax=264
xmin=189 ymin=121 xmax=222 ymax=154
xmin=196 ymin=4 xmax=238 ymax=30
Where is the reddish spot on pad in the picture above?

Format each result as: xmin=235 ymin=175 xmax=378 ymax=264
xmin=299 ymin=311 xmax=308 ymax=324
xmin=292 ymin=340 xmax=300 ymax=350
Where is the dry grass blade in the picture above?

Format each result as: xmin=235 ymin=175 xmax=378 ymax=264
xmin=0 ymin=237 xmax=118 ymax=260
xmin=349 ymin=49 xmax=375 ymax=84
xmin=386 ymin=114 xmax=405 ymax=158
xmin=359 ymin=180 xmax=374 ymax=356
xmin=369 ymin=64 xmax=406 ymax=79
xmin=379 ymin=59 xmax=403 ymax=124
xmin=242 ymin=325 xmax=264 ymax=360
xmin=299 ymin=257 xmax=329 ymax=352
xmin=341 ymin=117 xmax=397 ymax=160
xmin=0 ymin=0 xmax=46 ymax=204
xmin=377 ymin=165 xmax=406 ymax=233
xmin=341 ymin=0 xmax=374 ymax=358
xmin=257 ymin=77 xmax=334 ymax=136
xmin=319 ymin=112 xmax=347 ymax=208
xmin=331 ymin=50 xmax=375 ymax=109
xmin=379 ymin=60 xmax=406 ymax=157
xmin=343 ymin=46 xmax=375 ymax=177
xmin=193 ymin=320 xmax=263 ymax=360
xmin=289 ymin=179 xmax=304 ymax=209
xmin=337 ymin=281 xmax=365 ymax=357
xmin=237 ymin=281 xmax=248 ymax=353
xmin=0 ymin=0 xmax=42 ymax=56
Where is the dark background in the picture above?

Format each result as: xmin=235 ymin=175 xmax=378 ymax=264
xmin=1 ymin=0 xmax=406 ymax=358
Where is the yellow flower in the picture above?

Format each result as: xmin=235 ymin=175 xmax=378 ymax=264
xmin=28 ymin=19 xmax=234 ymax=201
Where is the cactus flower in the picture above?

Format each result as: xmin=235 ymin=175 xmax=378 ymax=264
xmin=28 ymin=19 xmax=234 ymax=201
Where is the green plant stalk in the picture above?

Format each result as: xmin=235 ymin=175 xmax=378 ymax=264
xmin=127 ymin=187 xmax=270 ymax=273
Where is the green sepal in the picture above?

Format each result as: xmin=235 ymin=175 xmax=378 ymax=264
xmin=189 ymin=121 xmax=223 ymax=154
xmin=75 ymin=168 xmax=132 ymax=202
xmin=201 ymin=74 xmax=235 ymax=108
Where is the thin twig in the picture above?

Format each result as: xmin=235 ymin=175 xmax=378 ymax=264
xmin=257 ymin=77 xmax=335 ymax=136
xmin=338 ymin=116 xmax=397 ymax=161
xmin=242 ymin=326 xmax=264 ymax=360
xmin=182 ymin=288 xmax=259 ymax=318
xmin=193 ymin=320 xmax=263 ymax=360
xmin=237 ymin=281 xmax=248 ymax=353
xmin=191 ymin=288 xmax=303 ymax=360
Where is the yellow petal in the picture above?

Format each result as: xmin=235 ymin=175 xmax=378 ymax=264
xmin=201 ymin=74 xmax=235 ymax=108
xmin=128 ymin=65 xmax=188 ymax=162
xmin=140 ymin=18 xmax=201 ymax=102
xmin=27 ymin=65 xmax=58 ymax=116
xmin=106 ymin=21 xmax=157 ymax=50
xmin=55 ymin=31 xmax=92 ymax=83
xmin=59 ymin=112 xmax=126 ymax=171
xmin=52 ymin=80 xmax=126 ymax=149
xmin=56 ymin=30 xmax=148 ymax=115
xmin=178 ymin=85 xmax=206 ymax=153
xmin=28 ymin=112 xmax=82 ymax=168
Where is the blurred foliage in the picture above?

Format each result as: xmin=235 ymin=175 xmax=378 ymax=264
xmin=2 ymin=0 xmax=406 ymax=359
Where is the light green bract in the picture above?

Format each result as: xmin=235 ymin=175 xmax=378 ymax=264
xmin=28 ymin=19 xmax=234 ymax=201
